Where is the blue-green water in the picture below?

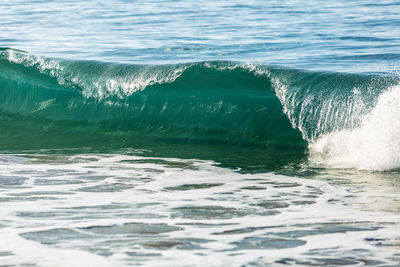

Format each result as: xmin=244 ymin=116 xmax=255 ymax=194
xmin=1 ymin=1 xmax=400 ymax=266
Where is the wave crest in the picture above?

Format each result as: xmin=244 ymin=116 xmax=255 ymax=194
xmin=3 ymin=48 xmax=188 ymax=99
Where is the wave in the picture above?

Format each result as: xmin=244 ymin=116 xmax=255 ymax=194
xmin=0 ymin=48 xmax=399 ymax=170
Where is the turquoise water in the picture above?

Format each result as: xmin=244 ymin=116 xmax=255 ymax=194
xmin=1 ymin=1 xmax=400 ymax=266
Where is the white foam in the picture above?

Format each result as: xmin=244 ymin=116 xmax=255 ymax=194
xmin=6 ymin=49 xmax=63 ymax=76
xmin=0 ymin=153 xmax=399 ymax=266
xmin=311 ymin=84 xmax=400 ymax=171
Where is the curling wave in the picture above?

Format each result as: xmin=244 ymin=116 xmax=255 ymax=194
xmin=0 ymin=48 xmax=399 ymax=170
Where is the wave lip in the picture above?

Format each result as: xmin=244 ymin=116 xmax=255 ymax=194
xmin=2 ymin=47 xmax=188 ymax=99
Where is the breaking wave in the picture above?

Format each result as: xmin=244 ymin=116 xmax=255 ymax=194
xmin=1 ymin=48 xmax=399 ymax=170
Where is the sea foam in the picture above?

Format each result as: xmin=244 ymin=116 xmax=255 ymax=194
xmin=310 ymin=84 xmax=400 ymax=171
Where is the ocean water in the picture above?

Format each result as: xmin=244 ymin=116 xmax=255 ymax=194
xmin=1 ymin=0 xmax=400 ymax=266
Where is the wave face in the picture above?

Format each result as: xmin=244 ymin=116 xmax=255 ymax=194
xmin=0 ymin=48 xmax=399 ymax=170
xmin=0 ymin=48 xmax=304 ymax=150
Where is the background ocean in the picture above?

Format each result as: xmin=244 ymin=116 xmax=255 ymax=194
xmin=1 ymin=0 xmax=400 ymax=266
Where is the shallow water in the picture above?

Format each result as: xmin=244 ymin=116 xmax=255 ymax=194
xmin=0 ymin=152 xmax=399 ymax=266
